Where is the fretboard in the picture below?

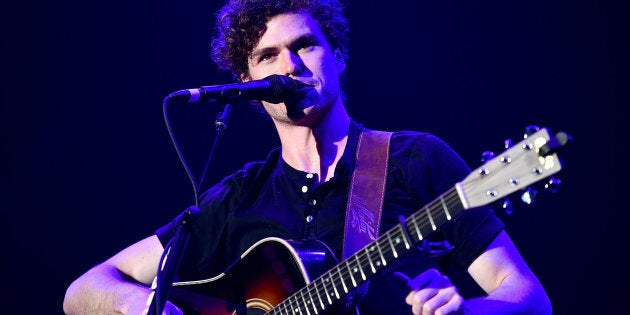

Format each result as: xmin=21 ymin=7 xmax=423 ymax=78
xmin=268 ymin=187 xmax=465 ymax=315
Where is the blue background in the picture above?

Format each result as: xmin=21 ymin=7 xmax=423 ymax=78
xmin=1 ymin=0 xmax=626 ymax=313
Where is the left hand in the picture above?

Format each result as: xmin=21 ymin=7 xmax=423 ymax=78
xmin=393 ymin=268 xmax=465 ymax=315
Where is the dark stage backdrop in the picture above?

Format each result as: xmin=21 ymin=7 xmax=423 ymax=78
xmin=1 ymin=0 xmax=626 ymax=314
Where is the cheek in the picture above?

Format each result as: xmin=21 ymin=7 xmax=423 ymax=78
xmin=247 ymin=67 xmax=272 ymax=80
xmin=246 ymin=60 xmax=280 ymax=80
xmin=302 ymin=50 xmax=332 ymax=71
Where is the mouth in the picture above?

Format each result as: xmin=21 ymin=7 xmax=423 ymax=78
xmin=283 ymin=82 xmax=314 ymax=106
xmin=296 ymin=81 xmax=315 ymax=89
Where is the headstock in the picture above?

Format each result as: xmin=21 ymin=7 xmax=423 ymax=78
xmin=457 ymin=125 xmax=571 ymax=212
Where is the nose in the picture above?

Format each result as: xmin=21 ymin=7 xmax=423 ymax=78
xmin=280 ymin=51 xmax=302 ymax=76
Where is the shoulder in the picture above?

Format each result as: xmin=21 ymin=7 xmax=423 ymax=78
xmin=388 ymin=130 xmax=466 ymax=167
xmin=200 ymin=148 xmax=281 ymax=201
xmin=390 ymin=130 xmax=452 ymax=149
xmin=383 ymin=130 xmax=471 ymax=198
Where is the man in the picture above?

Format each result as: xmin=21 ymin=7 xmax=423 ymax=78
xmin=63 ymin=0 xmax=552 ymax=314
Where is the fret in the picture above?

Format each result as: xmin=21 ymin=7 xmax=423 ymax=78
xmin=292 ymin=292 xmax=304 ymax=315
xmin=425 ymin=206 xmax=437 ymax=231
xmin=297 ymin=299 xmax=303 ymax=315
xmin=336 ymin=265 xmax=348 ymax=293
xmin=322 ymin=273 xmax=333 ymax=304
xmin=275 ymin=298 xmax=285 ymax=315
xmin=307 ymin=287 xmax=318 ymax=315
xmin=269 ymin=302 xmax=288 ymax=315
xmin=411 ymin=216 xmax=423 ymax=241
xmin=387 ymin=237 xmax=398 ymax=258
xmin=313 ymin=279 xmax=325 ymax=310
xmin=300 ymin=289 xmax=312 ymax=315
xmin=399 ymin=225 xmax=411 ymax=249
xmin=329 ymin=271 xmax=340 ymax=299
xmin=376 ymin=239 xmax=387 ymax=267
xmin=366 ymin=245 xmax=376 ymax=273
xmin=345 ymin=260 xmax=357 ymax=288
xmin=440 ymin=194 xmax=452 ymax=220
xmin=354 ymin=255 xmax=366 ymax=280
xmin=277 ymin=296 xmax=287 ymax=315
xmin=292 ymin=295 xmax=300 ymax=315
xmin=279 ymin=301 xmax=288 ymax=315
xmin=276 ymin=303 xmax=287 ymax=315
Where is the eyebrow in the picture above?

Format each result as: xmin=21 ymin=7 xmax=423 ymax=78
xmin=250 ymin=33 xmax=321 ymax=61
xmin=250 ymin=47 xmax=276 ymax=62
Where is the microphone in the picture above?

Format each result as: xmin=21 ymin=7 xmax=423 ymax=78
xmin=167 ymin=75 xmax=308 ymax=104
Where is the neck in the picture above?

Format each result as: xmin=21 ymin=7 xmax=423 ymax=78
xmin=276 ymin=102 xmax=351 ymax=182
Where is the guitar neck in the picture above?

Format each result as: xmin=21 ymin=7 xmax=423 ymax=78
xmin=269 ymin=187 xmax=464 ymax=315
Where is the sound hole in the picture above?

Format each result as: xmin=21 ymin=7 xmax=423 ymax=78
xmin=247 ymin=298 xmax=273 ymax=311
xmin=231 ymin=298 xmax=272 ymax=315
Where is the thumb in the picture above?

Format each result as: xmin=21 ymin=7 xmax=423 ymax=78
xmin=390 ymin=271 xmax=413 ymax=290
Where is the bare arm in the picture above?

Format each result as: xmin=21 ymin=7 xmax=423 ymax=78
xmin=464 ymin=230 xmax=552 ymax=314
xmin=63 ymin=235 xmax=171 ymax=315
xmin=405 ymin=231 xmax=551 ymax=314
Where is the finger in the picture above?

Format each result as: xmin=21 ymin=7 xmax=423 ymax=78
xmin=391 ymin=272 xmax=418 ymax=306
xmin=406 ymin=288 xmax=420 ymax=306
xmin=391 ymin=271 xmax=413 ymax=290
xmin=434 ymin=292 xmax=464 ymax=315
xmin=393 ymin=270 xmax=441 ymax=306
xmin=409 ymin=288 xmax=439 ymax=315
xmin=409 ymin=268 xmax=444 ymax=291
xmin=420 ymin=286 xmax=460 ymax=315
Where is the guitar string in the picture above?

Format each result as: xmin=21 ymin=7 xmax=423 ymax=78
xmin=276 ymin=144 xmax=538 ymax=313
xmin=300 ymin=190 xmax=461 ymax=314
xmin=290 ymin=147 xmax=544 ymax=315
xmin=290 ymin=234 xmax=400 ymax=314
xmin=275 ymin=232 xmax=398 ymax=315
xmin=270 ymin=188 xmax=463 ymax=315
xmin=282 ymin=203 xmax=454 ymax=315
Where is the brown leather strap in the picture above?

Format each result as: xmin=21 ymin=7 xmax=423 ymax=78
xmin=342 ymin=129 xmax=392 ymax=259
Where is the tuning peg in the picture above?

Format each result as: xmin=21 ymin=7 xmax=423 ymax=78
xmin=539 ymin=131 xmax=573 ymax=156
xmin=520 ymin=187 xmax=538 ymax=205
xmin=502 ymin=197 xmax=513 ymax=215
xmin=544 ymin=177 xmax=562 ymax=193
xmin=504 ymin=138 xmax=513 ymax=149
xmin=523 ymin=125 xmax=540 ymax=138
xmin=481 ymin=151 xmax=495 ymax=163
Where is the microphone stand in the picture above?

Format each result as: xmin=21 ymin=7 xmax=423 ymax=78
xmin=148 ymin=205 xmax=200 ymax=315
xmin=147 ymin=97 xmax=234 ymax=314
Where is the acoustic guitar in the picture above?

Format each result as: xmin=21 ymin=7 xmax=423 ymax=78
xmin=168 ymin=127 xmax=569 ymax=315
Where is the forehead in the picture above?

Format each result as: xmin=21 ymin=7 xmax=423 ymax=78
xmin=254 ymin=13 xmax=327 ymax=49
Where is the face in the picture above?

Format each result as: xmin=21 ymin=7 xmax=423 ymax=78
xmin=241 ymin=13 xmax=346 ymax=126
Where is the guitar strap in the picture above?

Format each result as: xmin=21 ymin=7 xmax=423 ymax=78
xmin=342 ymin=129 xmax=392 ymax=259
xmin=341 ymin=129 xmax=392 ymax=313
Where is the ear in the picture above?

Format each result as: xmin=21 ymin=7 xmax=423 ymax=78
xmin=334 ymin=49 xmax=346 ymax=73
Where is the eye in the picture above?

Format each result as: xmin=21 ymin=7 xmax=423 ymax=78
xmin=258 ymin=52 xmax=277 ymax=63
xmin=297 ymin=40 xmax=316 ymax=52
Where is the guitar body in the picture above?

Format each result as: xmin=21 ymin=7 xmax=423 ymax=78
xmin=170 ymin=237 xmax=342 ymax=315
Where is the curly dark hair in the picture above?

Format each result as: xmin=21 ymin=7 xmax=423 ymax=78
xmin=210 ymin=0 xmax=350 ymax=79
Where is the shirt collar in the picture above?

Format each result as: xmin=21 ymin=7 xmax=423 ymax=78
xmin=277 ymin=119 xmax=364 ymax=182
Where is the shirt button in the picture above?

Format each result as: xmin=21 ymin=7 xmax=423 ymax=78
xmin=301 ymin=185 xmax=308 ymax=193
xmin=309 ymin=199 xmax=317 ymax=206
xmin=306 ymin=215 xmax=314 ymax=222
xmin=306 ymin=173 xmax=314 ymax=179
